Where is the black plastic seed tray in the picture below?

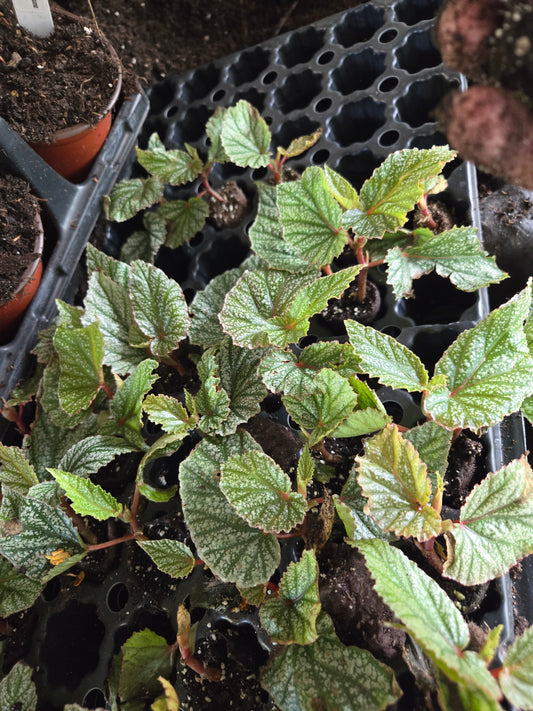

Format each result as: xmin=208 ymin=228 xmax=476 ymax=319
xmin=0 ymin=91 xmax=150 ymax=409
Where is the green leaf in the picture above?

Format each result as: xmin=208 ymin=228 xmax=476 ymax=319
xmin=331 ymin=406 xmax=390 ymax=439
xmin=499 ymin=624 xmax=533 ymax=709
xmin=0 ymin=496 xmax=85 ymax=581
xmin=0 ymin=662 xmax=37 ymax=711
xmin=135 ymin=433 xmax=182 ymax=502
xmin=54 ymin=322 xmax=105 ymax=415
xmin=297 ymin=446 xmax=314 ymax=496
xmin=206 ymin=107 xmax=230 ymax=163
xmin=424 ymin=285 xmax=533 ymax=430
xmin=219 ymin=268 xmax=318 ymax=348
xmin=403 ymin=420 xmax=452 ymax=478
xmin=323 ymin=164 xmax=360 ymax=210
xmin=356 ymin=539 xmax=500 ymax=699
xmin=143 ymin=394 xmax=195 ymax=436
xmin=342 ymin=146 xmax=456 ymax=238
xmin=0 ymin=444 xmax=39 ymax=494
xmin=83 ymin=271 xmax=145 ymax=375
xmin=113 ymin=629 xmax=172 ymax=705
xmin=121 ymin=211 xmax=167 ymax=264
xmin=157 ymin=197 xmax=209 ymax=249
xmin=261 ymin=612 xmax=401 ymax=711
xmin=220 ymin=450 xmax=307 ymax=533
xmin=179 ymin=433 xmax=280 ymax=587
xmin=40 ymin=360 xmax=94 ymax=430
xmin=137 ymin=539 xmax=195 ymax=578
xmin=49 ymin=468 xmax=123 ymax=521
xmin=189 ymin=257 xmax=264 ymax=348
xmin=346 ymin=319 xmax=428 ymax=392
xmin=356 ymin=425 xmax=442 ymax=540
xmin=216 ymin=337 xmax=267 ymax=435
xmin=334 ymin=469 xmax=392 ymax=541
xmin=259 ymin=550 xmax=320 ymax=644
xmin=86 ymin=243 xmax=131 ymax=288
xmin=58 ymin=435 xmax=136 ymax=477
xmin=249 ymin=183 xmax=310 ymax=272
xmin=129 ymin=261 xmax=190 ymax=357
xmin=443 ymin=456 xmax=533 ymax=585
xmin=283 ymin=369 xmax=358 ymax=447
xmin=220 ymin=100 xmax=271 ymax=168
xmin=0 ymin=557 xmax=43 ymax=617
xmin=194 ymin=350 xmax=231 ymax=435
xmin=107 ymin=359 xmax=159 ymax=440
xmin=386 ymin=227 xmax=507 ymax=298
xmin=278 ymin=129 xmax=322 ymax=159
xmin=278 ymin=166 xmax=349 ymax=266
xmin=136 ymin=133 xmax=203 ymax=184
xmin=479 ymin=625 xmax=503 ymax=665
xmin=107 ymin=176 xmax=164 ymax=222
xmin=437 ymin=672 xmax=503 ymax=711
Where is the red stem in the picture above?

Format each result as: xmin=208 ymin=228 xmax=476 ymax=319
xmin=87 ymin=533 xmax=136 ymax=551
xmin=413 ymin=537 xmax=443 ymax=574
xmin=202 ymin=175 xmax=225 ymax=202
xmin=101 ymin=381 xmax=114 ymax=400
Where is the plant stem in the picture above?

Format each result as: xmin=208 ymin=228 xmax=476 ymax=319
xmin=418 ymin=194 xmax=438 ymax=231
xmin=101 ymin=381 xmax=114 ymax=400
xmin=87 ymin=533 xmax=136 ymax=551
xmin=413 ymin=537 xmax=443 ymax=574
xmin=129 ymin=484 xmax=141 ymax=534
xmin=202 ymin=175 xmax=225 ymax=202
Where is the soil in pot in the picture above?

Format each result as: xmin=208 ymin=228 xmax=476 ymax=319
xmin=0 ymin=174 xmax=43 ymax=343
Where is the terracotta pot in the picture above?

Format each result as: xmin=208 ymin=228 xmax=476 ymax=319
xmin=0 ymin=213 xmax=44 ymax=344
xmin=29 ymin=58 xmax=122 ymax=183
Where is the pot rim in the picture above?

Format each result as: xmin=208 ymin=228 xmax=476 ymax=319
xmin=8 ymin=212 xmax=44 ymax=303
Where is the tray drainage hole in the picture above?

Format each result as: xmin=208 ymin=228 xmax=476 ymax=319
xmin=312 ymin=149 xmax=330 ymax=165
xmin=379 ymin=28 xmax=398 ymax=43
xmin=380 ymin=325 xmax=401 ymax=338
xmin=383 ymin=400 xmax=404 ymax=424
xmin=262 ymin=71 xmax=278 ymax=85
xmin=41 ymin=577 xmax=61 ymax=602
xmin=317 ymin=50 xmax=334 ymax=65
xmin=83 ymin=688 xmax=106 ymax=709
xmin=165 ymin=105 xmax=179 ymax=118
xmin=252 ymin=166 xmax=269 ymax=180
xmin=315 ymin=97 xmax=332 ymax=113
xmin=379 ymin=129 xmax=400 ymax=147
xmin=212 ymin=89 xmax=226 ymax=102
xmin=107 ymin=582 xmax=129 ymax=612
xmin=378 ymin=76 xmax=399 ymax=93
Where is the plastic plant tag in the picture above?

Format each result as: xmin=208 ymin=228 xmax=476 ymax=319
xmin=12 ymin=0 xmax=54 ymax=37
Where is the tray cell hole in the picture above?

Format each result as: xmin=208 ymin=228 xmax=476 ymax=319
xmin=396 ymin=29 xmax=441 ymax=73
xmin=234 ymin=87 xmax=266 ymax=113
xmin=149 ymin=81 xmax=175 ymax=114
xmin=317 ymin=50 xmax=335 ymax=65
xmin=113 ymin=609 xmax=174 ymax=652
xmin=332 ymin=49 xmax=386 ymax=94
xmin=335 ymin=150 xmax=384 ymax=191
xmin=396 ymin=273 xmax=477 ymax=325
xmin=182 ymin=64 xmax=221 ymax=101
xmin=262 ymin=70 xmax=278 ymax=85
xmin=41 ymin=577 xmax=61 ymax=602
xmin=312 ymin=149 xmax=330 ymax=165
xmin=395 ymin=0 xmax=441 ymax=25
xmin=379 ymin=28 xmax=399 ymax=43
xmin=334 ymin=5 xmax=385 ymax=47
xmin=329 ymin=98 xmax=386 ymax=147
xmin=408 ymin=326 xmax=465 ymax=372
xmin=107 ymin=582 xmax=130 ymax=612
xmin=41 ymin=601 xmax=105 ymax=689
xmin=165 ymin=104 xmax=179 ymax=118
xmin=382 ymin=400 xmax=404 ymax=424
xmin=279 ymin=26 xmax=325 ymax=68
xmin=156 ymin=246 xmax=193 ymax=285
xmin=212 ymin=88 xmax=226 ymax=102
xmin=197 ymin=234 xmax=250 ymax=284
xmin=378 ymin=76 xmax=399 ymax=93
xmin=274 ymin=70 xmax=323 ymax=113
xmin=140 ymin=117 xmax=170 ymax=146
xmin=381 ymin=325 xmax=401 ymax=337
xmin=190 ymin=232 xmax=204 ymax=247
xmin=397 ymin=75 xmax=460 ymax=128
xmin=315 ymin=97 xmax=332 ymax=113
xmin=228 ymin=47 xmax=271 ymax=86
xmin=274 ymin=117 xmax=321 ymax=154
xmin=175 ymin=107 xmax=213 ymax=147
xmin=83 ymin=688 xmax=106 ymax=709
xmin=379 ymin=129 xmax=400 ymax=147
xmin=409 ymin=132 xmax=448 ymax=150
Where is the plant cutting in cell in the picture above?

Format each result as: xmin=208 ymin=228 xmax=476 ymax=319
xmin=105 ymin=100 xmax=322 ymax=262
xmin=2 ymin=225 xmax=533 ymax=708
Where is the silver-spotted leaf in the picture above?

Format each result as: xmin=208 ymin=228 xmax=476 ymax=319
xmin=136 ymin=134 xmax=203 ymax=184
xmin=334 ymin=469 xmax=392 ymax=541
xmin=0 ymin=662 xmax=37 ymax=711
xmin=0 ymin=557 xmax=43 ymax=617
xmin=220 ymin=100 xmax=271 ymax=168
xmin=107 ymin=176 xmax=164 ymax=222
xmin=220 ymin=450 xmax=307 ymax=533
xmin=278 ymin=129 xmax=322 ymax=159
xmin=179 ymin=433 xmax=280 ymax=586
xmin=206 ymin=107 xmax=230 ymax=163
xmin=323 ymin=164 xmax=360 ymax=210
xmin=356 ymin=425 xmax=442 ymax=541
xmin=157 ymin=197 xmax=209 ymax=249
xmin=443 ymin=456 xmax=533 ymax=585
xmin=114 ymin=629 xmax=172 ymax=705
xmin=0 ymin=444 xmax=39 ymax=494
xmin=259 ymin=550 xmax=320 ymax=644
xmin=58 ymin=435 xmax=137 ymax=477
xmin=143 ymin=394 xmax=195 ymax=436
xmin=261 ymin=612 xmax=401 ymax=711
xmin=137 ymin=539 xmax=196 ymax=579
xmin=499 ymin=624 xmax=533 ymax=709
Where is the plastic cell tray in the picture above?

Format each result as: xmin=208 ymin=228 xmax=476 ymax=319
xmin=9 ymin=1 xmax=531 ymax=708
xmin=0 ymin=90 xmax=150 ymax=410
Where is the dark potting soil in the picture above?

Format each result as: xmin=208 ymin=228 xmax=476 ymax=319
xmin=0 ymin=3 xmax=121 ymax=143
xmin=0 ymin=174 xmax=41 ymax=304
xmin=207 ymin=181 xmax=249 ymax=229
xmin=318 ymin=276 xmax=382 ymax=330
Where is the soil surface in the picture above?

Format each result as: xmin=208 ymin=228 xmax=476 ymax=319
xmin=0 ymin=175 xmax=41 ymax=304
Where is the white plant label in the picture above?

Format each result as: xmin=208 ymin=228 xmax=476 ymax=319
xmin=11 ymin=0 xmax=54 ymax=38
